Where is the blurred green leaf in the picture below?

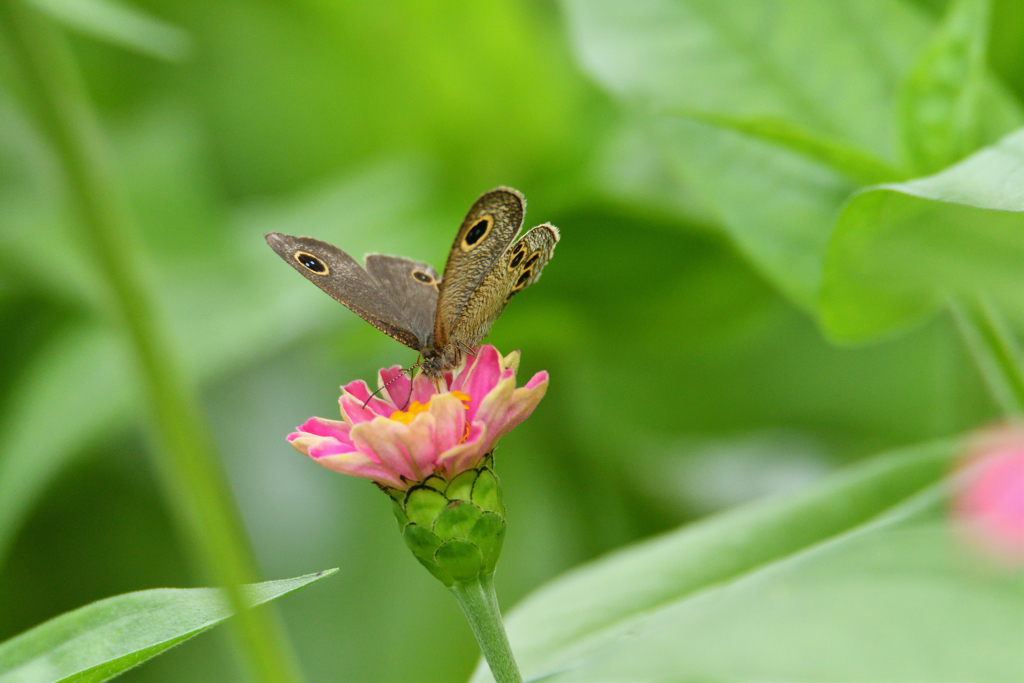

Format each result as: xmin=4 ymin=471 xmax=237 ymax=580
xmin=898 ymin=0 xmax=1022 ymax=174
xmin=25 ymin=0 xmax=190 ymax=62
xmin=562 ymin=0 xmax=929 ymax=309
xmin=899 ymin=0 xmax=988 ymax=173
xmin=0 ymin=570 xmax=336 ymax=683
xmin=563 ymin=0 xmax=929 ymax=162
xmin=653 ymin=117 xmax=856 ymax=310
xmin=585 ymin=118 xmax=717 ymax=228
xmin=566 ymin=0 xmax=1024 ymax=313
xmin=665 ymin=111 xmax=903 ymax=185
xmin=470 ymin=440 xmax=1024 ymax=682
xmin=949 ymin=297 xmax=1024 ymax=415
xmin=820 ymin=126 xmax=1024 ymax=342
xmin=0 ymin=324 xmax=132 ymax=565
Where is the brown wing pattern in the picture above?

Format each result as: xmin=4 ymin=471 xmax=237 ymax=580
xmin=448 ymin=222 xmax=559 ymax=347
xmin=364 ymin=255 xmax=440 ymax=343
xmin=265 ymin=232 xmax=422 ymax=350
xmin=434 ymin=187 xmax=525 ymax=348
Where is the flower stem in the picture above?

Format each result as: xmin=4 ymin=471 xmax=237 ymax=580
xmin=0 ymin=3 xmax=303 ymax=682
xmin=449 ymin=574 xmax=523 ymax=683
xmin=950 ymin=295 xmax=1024 ymax=416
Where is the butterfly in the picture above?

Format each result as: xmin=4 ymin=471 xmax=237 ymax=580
xmin=265 ymin=187 xmax=558 ymax=381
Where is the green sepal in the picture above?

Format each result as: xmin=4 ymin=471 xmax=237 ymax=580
xmin=471 ymin=468 xmax=503 ymax=515
xmin=414 ymin=555 xmax=455 ymax=585
xmin=421 ymin=474 xmax=447 ymax=491
xmin=433 ymin=500 xmax=483 ymax=541
xmin=403 ymin=523 xmax=442 ymax=562
xmin=404 ymin=485 xmax=447 ymax=528
xmin=391 ymin=498 xmax=410 ymax=531
xmin=468 ymin=511 xmax=506 ymax=573
xmin=445 ymin=469 xmax=477 ymax=501
xmin=435 ymin=539 xmax=484 ymax=582
xmin=395 ymin=465 xmax=508 ymax=585
xmin=403 ymin=523 xmax=454 ymax=585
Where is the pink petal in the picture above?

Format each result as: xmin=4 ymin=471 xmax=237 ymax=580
xmin=340 ymin=393 xmax=388 ymax=425
xmin=453 ymin=345 xmax=503 ymax=422
xmin=524 ymin=370 xmax=548 ymax=390
xmin=475 ymin=372 xmax=548 ymax=453
xmin=379 ymin=366 xmax=412 ymax=407
xmin=503 ymin=350 xmax=521 ymax=376
xmin=341 ymin=380 xmax=395 ymax=418
xmin=350 ymin=418 xmax=419 ymax=482
xmin=288 ymin=432 xmax=357 ymax=460
xmin=294 ymin=417 xmax=352 ymax=445
xmin=394 ymin=411 xmax=442 ymax=476
xmin=956 ymin=447 xmax=1024 ymax=560
xmin=308 ymin=437 xmax=358 ymax=459
xmin=315 ymin=451 xmax=404 ymax=489
xmin=411 ymin=371 xmax=439 ymax=405
xmin=450 ymin=346 xmax=485 ymax=393
xmin=287 ymin=434 xmax=327 ymax=458
xmin=437 ymin=421 xmax=488 ymax=478
xmin=430 ymin=392 xmax=468 ymax=455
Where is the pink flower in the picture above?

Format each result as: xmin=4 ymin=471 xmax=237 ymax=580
xmin=953 ymin=425 xmax=1024 ymax=566
xmin=287 ymin=345 xmax=548 ymax=490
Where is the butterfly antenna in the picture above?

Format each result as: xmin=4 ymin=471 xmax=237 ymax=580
xmin=401 ymin=354 xmax=422 ymax=411
xmin=362 ymin=363 xmax=420 ymax=410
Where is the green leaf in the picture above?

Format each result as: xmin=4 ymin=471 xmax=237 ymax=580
xmin=564 ymin=0 xmax=930 ymax=163
xmin=899 ymin=0 xmax=988 ymax=174
xmin=470 ymin=440 xmax=976 ymax=682
xmin=563 ymin=0 xmax=930 ymax=309
xmin=898 ymin=0 xmax=1021 ymax=174
xmin=655 ymin=117 xmax=856 ymax=310
xmin=666 ymin=111 xmax=903 ymax=185
xmin=567 ymin=0 xmax=1023 ymax=312
xmin=24 ymin=0 xmax=191 ymax=62
xmin=0 ymin=325 xmax=133 ymax=564
xmin=901 ymin=0 xmax=1019 ymax=179
xmin=820 ymin=127 xmax=1024 ymax=342
xmin=0 ymin=570 xmax=336 ymax=683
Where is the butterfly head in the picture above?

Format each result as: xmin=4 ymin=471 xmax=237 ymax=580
xmin=421 ymin=353 xmax=447 ymax=380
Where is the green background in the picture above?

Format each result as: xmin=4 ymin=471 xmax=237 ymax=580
xmin=1 ymin=0 xmax=1022 ymax=681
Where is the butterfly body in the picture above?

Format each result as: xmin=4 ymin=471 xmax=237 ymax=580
xmin=266 ymin=187 xmax=558 ymax=380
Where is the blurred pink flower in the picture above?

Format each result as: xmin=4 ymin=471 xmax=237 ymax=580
xmin=953 ymin=425 xmax=1024 ymax=565
xmin=287 ymin=345 xmax=548 ymax=490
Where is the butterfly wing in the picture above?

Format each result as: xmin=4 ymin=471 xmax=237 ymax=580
xmin=364 ymin=254 xmax=440 ymax=344
xmin=447 ymin=223 xmax=559 ymax=347
xmin=265 ymin=232 xmax=424 ymax=350
xmin=434 ymin=187 xmax=525 ymax=349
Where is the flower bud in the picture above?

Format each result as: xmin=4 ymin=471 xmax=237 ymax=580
xmin=389 ymin=462 xmax=506 ymax=585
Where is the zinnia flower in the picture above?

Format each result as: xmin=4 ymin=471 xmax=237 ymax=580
xmin=287 ymin=345 xmax=548 ymax=491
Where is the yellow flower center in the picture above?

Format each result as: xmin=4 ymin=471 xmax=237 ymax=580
xmin=389 ymin=391 xmax=471 ymax=426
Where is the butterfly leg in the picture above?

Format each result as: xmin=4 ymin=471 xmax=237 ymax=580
xmin=454 ymin=340 xmax=478 ymax=358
